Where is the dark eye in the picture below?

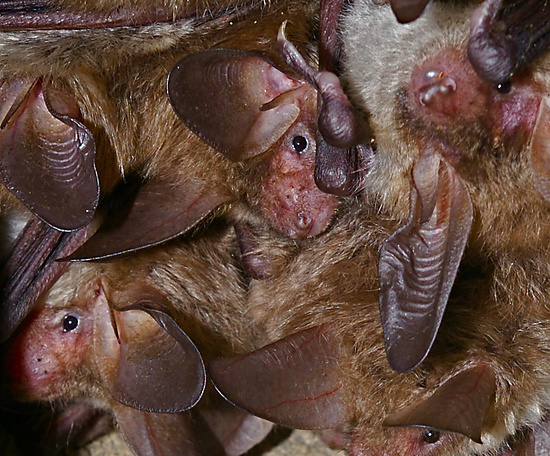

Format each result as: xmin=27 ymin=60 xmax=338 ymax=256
xmin=496 ymin=81 xmax=511 ymax=94
xmin=422 ymin=428 xmax=440 ymax=444
xmin=62 ymin=314 xmax=79 ymax=333
xmin=292 ymin=135 xmax=308 ymax=153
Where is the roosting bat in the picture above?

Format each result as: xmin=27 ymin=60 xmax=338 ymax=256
xmin=208 ymin=204 xmax=550 ymax=456
xmin=336 ymin=0 xmax=550 ymax=373
xmin=0 ymin=0 xmax=347 ymax=344
xmin=0 ymin=0 xmax=340 ymax=244
xmin=4 ymin=223 xmax=274 ymax=456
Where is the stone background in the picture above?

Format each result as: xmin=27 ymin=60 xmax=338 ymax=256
xmin=0 ymin=422 xmax=340 ymax=455
xmin=73 ymin=429 xmax=339 ymax=456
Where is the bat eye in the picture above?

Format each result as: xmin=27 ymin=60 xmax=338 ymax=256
xmin=496 ymin=81 xmax=511 ymax=94
xmin=62 ymin=314 xmax=79 ymax=333
xmin=422 ymin=428 xmax=440 ymax=444
xmin=292 ymin=135 xmax=308 ymax=153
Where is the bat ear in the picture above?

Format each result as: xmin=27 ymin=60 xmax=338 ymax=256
xmin=389 ymin=0 xmax=431 ymax=23
xmin=467 ymin=0 xmax=514 ymax=85
xmin=94 ymin=283 xmax=206 ymax=413
xmin=67 ymin=176 xmax=232 ymax=261
xmin=468 ymin=0 xmax=550 ymax=85
xmin=379 ymin=149 xmax=473 ymax=372
xmin=0 ymin=78 xmax=99 ymax=231
xmin=530 ymin=96 xmax=550 ymax=203
xmin=384 ymin=365 xmax=495 ymax=444
xmin=198 ymin=396 xmax=274 ymax=456
xmin=112 ymin=405 xmax=224 ymax=456
xmin=168 ymin=49 xmax=303 ymax=161
xmin=208 ymin=325 xmax=346 ymax=430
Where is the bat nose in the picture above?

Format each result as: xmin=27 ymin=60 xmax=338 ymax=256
xmin=418 ymin=72 xmax=457 ymax=113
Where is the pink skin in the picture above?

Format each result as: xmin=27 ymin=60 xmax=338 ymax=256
xmin=407 ymin=48 xmax=540 ymax=166
xmin=5 ymin=282 xmax=106 ymax=402
xmin=6 ymin=305 xmax=93 ymax=401
xmin=348 ymin=428 xmax=457 ymax=456
xmin=260 ymin=92 xmax=340 ymax=239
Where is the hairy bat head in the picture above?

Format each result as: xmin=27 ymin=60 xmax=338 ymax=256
xmin=342 ymin=0 xmax=550 ymax=255
xmin=208 ymin=205 xmax=550 ymax=456
xmin=5 ymin=264 xmax=102 ymax=402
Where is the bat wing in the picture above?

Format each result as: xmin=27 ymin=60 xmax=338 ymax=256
xmin=379 ymin=149 xmax=473 ymax=372
xmin=168 ymin=49 xmax=303 ymax=162
xmin=384 ymin=365 xmax=495 ymax=444
xmin=0 ymin=79 xmax=99 ymax=231
xmin=0 ymin=218 xmax=91 ymax=342
xmin=67 ymin=177 xmax=232 ymax=261
xmin=209 ymin=325 xmax=346 ymax=430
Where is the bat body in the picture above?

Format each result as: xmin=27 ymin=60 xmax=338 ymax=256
xmin=337 ymin=0 xmax=550 ymax=373
xmin=0 ymin=0 xmax=344 ymax=345
xmin=4 ymin=222 xmax=275 ymax=455
xmin=208 ymin=202 xmax=550 ymax=456
xmin=0 ymin=0 xmax=338 ymax=241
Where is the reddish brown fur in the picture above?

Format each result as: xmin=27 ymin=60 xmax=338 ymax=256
xmin=244 ymin=200 xmax=550 ymax=455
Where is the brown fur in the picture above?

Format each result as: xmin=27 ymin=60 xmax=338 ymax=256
xmin=0 ymin=0 xmax=325 ymax=240
xmin=5 ymin=221 xmax=250 ymax=407
xmin=245 ymin=201 xmax=550 ymax=455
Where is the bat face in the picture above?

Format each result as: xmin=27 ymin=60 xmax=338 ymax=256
xmin=337 ymin=0 xmax=550 ymax=373
xmin=3 ymin=225 xmax=278 ymax=455
xmin=342 ymin=0 xmax=547 ymax=247
xmin=204 ymin=202 xmax=550 ymax=456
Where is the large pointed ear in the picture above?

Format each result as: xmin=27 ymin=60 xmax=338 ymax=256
xmin=94 ymin=283 xmax=206 ymax=413
xmin=112 ymin=404 xmax=224 ymax=456
xmin=67 ymin=176 xmax=232 ymax=261
xmin=276 ymin=22 xmax=370 ymax=196
xmin=168 ymin=49 xmax=304 ymax=162
xmin=467 ymin=0 xmax=550 ymax=85
xmin=198 ymin=395 xmax=273 ymax=456
xmin=0 ymin=78 xmax=99 ymax=231
xmin=530 ymin=96 xmax=550 ymax=203
xmin=209 ymin=325 xmax=346 ymax=430
xmin=384 ymin=365 xmax=495 ymax=444
xmin=379 ymin=148 xmax=473 ymax=373
xmin=0 ymin=218 xmax=91 ymax=342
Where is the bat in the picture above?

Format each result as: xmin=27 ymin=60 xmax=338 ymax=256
xmin=4 ymin=222 xmax=274 ymax=456
xmin=339 ymin=0 xmax=550 ymax=373
xmin=208 ymin=203 xmax=550 ymax=456
xmin=0 ymin=0 xmax=346 ymax=343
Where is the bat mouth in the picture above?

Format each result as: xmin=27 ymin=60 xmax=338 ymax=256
xmin=0 ymin=1 xmax=247 ymax=31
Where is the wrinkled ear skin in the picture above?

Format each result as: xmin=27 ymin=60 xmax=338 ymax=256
xmin=384 ymin=365 xmax=496 ymax=444
xmin=168 ymin=49 xmax=302 ymax=162
xmin=468 ymin=0 xmax=550 ymax=85
xmin=530 ymin=96 xmax=550 ymax=203
xmin=0 ymin=78 xmax=99 ymax=232
xmin=67 ymin=176 xmax=232 ymax=261
xmin=379 ymin=148 xmax=473 ymax=373
xmin=209 ymin=325 xmax=346 ymax=430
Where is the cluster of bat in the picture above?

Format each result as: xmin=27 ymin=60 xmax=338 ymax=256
xmin=1 ymin=0 xmax=550 ymax=455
